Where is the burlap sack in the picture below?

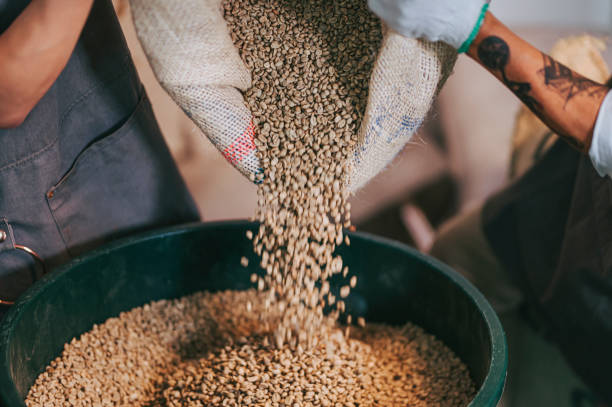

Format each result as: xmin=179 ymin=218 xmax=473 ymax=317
xmin=351 ymin=34 xmax=455 ymax=190
xmin=129 ymin=0 xmax=259 ymax=176
xmin=129 ymin=0 xmax=456 ymax=191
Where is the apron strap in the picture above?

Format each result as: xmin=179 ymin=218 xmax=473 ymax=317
xmin=0 ymin=218 xmax=47 ymax=306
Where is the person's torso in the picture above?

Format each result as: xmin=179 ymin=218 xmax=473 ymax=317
xmin=0 ymin=0 xmax=142 ymax=177
xmin=0 ymin=0 xmax=199 ymax=305
xmin=483 ymin=141 xmax=612 ymax=405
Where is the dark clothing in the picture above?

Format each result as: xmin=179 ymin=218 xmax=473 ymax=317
xmin=483 ymin=141 xmax=612 ymax=404
xmin=0 ymin=0 xmax=199 ymax=305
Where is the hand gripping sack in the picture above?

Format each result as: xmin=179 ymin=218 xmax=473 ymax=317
xmin=129 ymin=0 xmax=456 ymax=191
xmin=129 ymin=0 xmax=259 ymax=176
xmin=351 ymin=32 xmax=456 ymax=190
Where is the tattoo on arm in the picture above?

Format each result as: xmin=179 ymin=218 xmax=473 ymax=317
xmin=476 ymin=35 xmax=611 ymax=152
xmin=538 ymin=54 xmax=609 ymax=107
xmin=477 ymin=36 xmax=542 ymax=114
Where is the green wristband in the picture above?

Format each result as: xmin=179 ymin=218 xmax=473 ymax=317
xmin=457 ymin=3 xmax=490 ymax=54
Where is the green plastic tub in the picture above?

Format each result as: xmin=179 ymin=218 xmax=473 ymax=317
xmin=0 ymin=221 xmax=506 ymax=406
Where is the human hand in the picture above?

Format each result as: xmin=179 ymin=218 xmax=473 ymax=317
xmin=367 ymin=0 xmax=490 ymax=52
xmin=129 ymin=0 xmax=262 ymax=181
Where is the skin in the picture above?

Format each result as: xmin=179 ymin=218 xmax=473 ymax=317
xmin=467 ymin=12 xmax=610 ymax=154
xmin=0 ymin=0 xmax=94 ymax=128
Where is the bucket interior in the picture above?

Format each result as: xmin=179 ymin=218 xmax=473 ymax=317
xmin=0 ymin=221 xmax=506 ymax=406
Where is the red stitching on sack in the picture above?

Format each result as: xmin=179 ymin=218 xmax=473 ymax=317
xmin=223 ymin=121 xmax=256 ymax=165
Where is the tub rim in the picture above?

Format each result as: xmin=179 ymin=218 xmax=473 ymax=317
xmin=0 ymin=220 xmax=507 ymax=406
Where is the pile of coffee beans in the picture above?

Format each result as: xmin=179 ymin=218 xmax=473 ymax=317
xmin=26 ymin=290 xmax=475 ymax=407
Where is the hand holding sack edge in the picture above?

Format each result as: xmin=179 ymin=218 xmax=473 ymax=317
xmin=129 ymin=0 xmax=262 ymax=179
xmin=348 ymin=35 xmax=456 ymax=191
xmin=366 ymin=0 xmax=491 ymax=52
xmin=129 ymin=0 xmax=457 ymax=192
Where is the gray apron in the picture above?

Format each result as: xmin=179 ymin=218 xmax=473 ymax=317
xmin=0 ymin=0 xmax=200 ymax=309
xmin=483 ymin=141 xmax=612 ymax=405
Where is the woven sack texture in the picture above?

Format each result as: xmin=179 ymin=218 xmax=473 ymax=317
xmin=129 ymin=0 xmax=456 ymax=191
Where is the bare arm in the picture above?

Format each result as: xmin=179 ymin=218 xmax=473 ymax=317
xmin=467 ymin=12 xmax=609 ymax=154
xmin=0 ymin=0 xmax=94 ymax=128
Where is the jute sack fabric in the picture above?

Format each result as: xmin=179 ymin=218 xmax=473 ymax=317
xmin=351 ymin=32 xmax=455 ymax=190
xmin=129 ymin=0 xmax=456 ymax=191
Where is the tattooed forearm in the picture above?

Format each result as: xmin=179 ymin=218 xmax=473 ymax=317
xmin=469 ymin=13 xmax=609 ymax=153
xmin=477 ymin=36 xmax=542 ymax=113
xmin=539 ymin=54 xmax=609 ymax=107
xmin=477 ymin=36 xmax=610 ymax=114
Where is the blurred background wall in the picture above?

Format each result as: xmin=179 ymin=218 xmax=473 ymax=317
xmin=491 ymin=0 xmax=611 ymax=30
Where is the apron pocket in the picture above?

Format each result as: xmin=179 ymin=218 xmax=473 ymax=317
xmin=46 ymin=94 xmax=199 ymax=257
